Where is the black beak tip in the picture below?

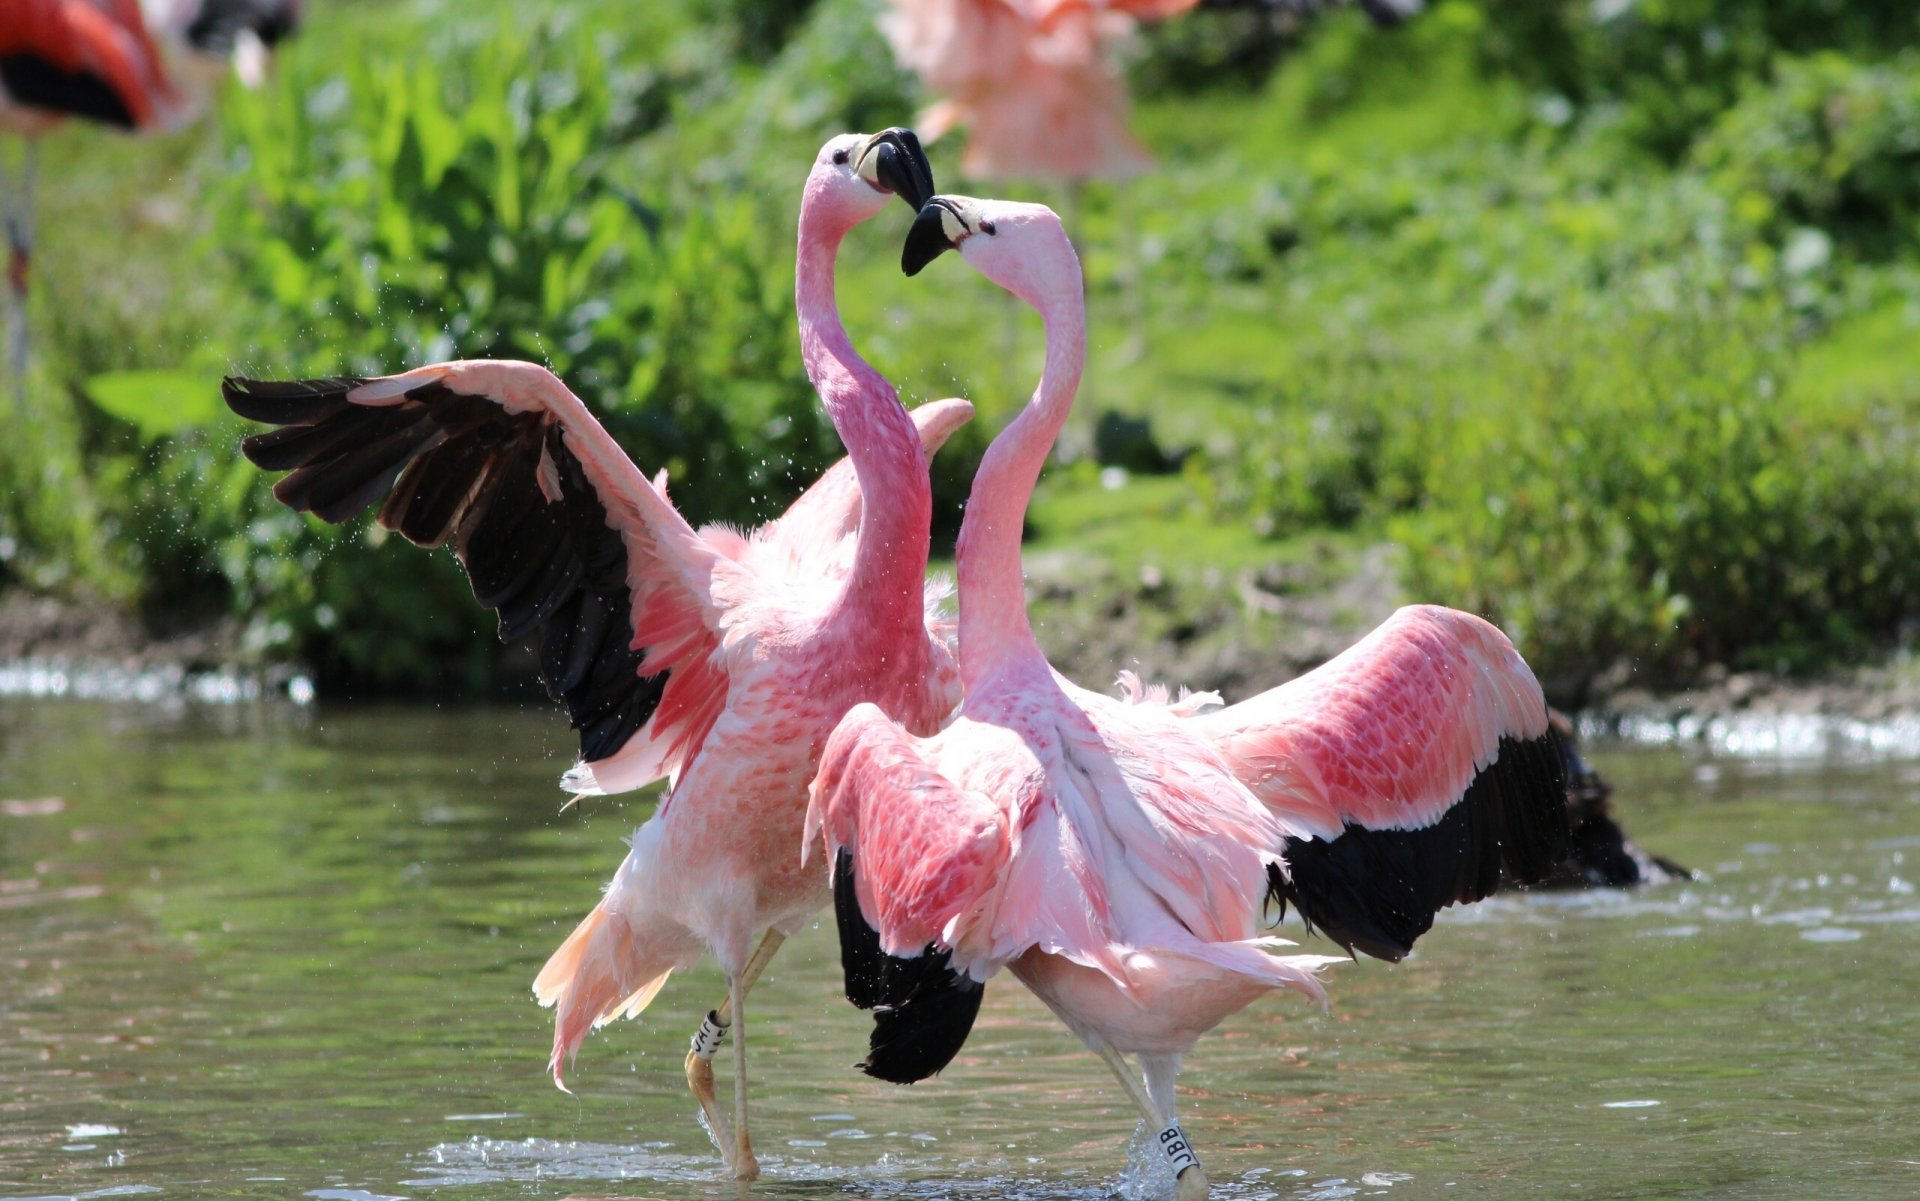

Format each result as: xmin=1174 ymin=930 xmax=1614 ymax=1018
xmin=867 ymin=129 xmax=935 ymax=212
xmin=901 ymin=205 xmax=954 ymax=277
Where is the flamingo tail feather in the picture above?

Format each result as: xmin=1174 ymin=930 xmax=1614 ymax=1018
xmin=533 ymin=905 xmax=680 ymax=1088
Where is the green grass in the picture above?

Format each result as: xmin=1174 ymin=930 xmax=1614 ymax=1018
xmin=1796 ymin=300 xmax=1920 ymax=407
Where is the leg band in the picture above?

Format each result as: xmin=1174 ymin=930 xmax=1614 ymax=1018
xmin=690 ymin=1009 xmax=729 ymax=1060
xmin=1157 ymin=1124 xmax=1198 ymax=1173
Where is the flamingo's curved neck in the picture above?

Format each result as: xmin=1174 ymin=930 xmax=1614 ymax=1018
xmin=795 ymin=194 xmax=932 ymax=629
xmin=956 ymin=264 xmax=1087 ymax=689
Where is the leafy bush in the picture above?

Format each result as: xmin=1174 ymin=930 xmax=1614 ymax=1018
xmin=1393 ymin=295 xmax=1920 ymax=696
xmin=1471 ymin=0 xmax=1920 ymax=159
xmin=37 ymin=11 xmax=851 ymax=688
xmin=1696 ymin=51 xmax=1920 ymax=259
xmin=1198 ymin=358 xmax=1420 ymax=534
xmin=224 ymin=17 xmax=832 ymax=524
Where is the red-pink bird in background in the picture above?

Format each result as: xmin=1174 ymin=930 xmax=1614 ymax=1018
xmin=224 ymin=129 xmax=965 ymax=1182
xmin=879 ymin=0 xmax=1201 ymax=181
xmin=0 ymin=0 xmax=184 ymax=136
xmin=1 ymin=0 xmax=302 ymax=403
xmin=808 ymin=194 xmax=1566 ymax=1199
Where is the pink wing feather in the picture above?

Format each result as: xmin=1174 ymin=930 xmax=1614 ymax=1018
xmin=1193 ymin=605 xmax=1551 ymax=838
xmin=1192 ymin=605 xmax=1568 ymax=961
xmin=809 ymin=703 xmax=1010 ymax=958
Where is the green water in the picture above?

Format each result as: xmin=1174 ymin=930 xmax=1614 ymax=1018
xmin=2 ymin=697 xmax=1917 ymax=1201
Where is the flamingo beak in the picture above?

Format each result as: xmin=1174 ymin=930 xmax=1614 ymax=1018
xmin=901 ymin=197 xmax=967 ymax=277
xmin=231 ymin=28 xmax=269 ymax=88
xmin=855 ymin=128 xmax=935 ymax=212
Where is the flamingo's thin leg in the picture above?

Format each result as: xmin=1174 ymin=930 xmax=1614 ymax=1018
xmin=727 ymin=967 xmax=759 ymax=1181
xmin=1093 ymin=1041 xmax=1208 ymax=1201
xmin=1092 ymin=1039 xmax=1158 ymax=1120
xmin=684 ymin=929 xmax=785 ymax=1170
xmin=3 ymin=142 xmax=33 ymax=412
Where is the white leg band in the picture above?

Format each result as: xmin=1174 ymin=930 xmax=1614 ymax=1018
xmin=1157 ymin=1124 xmax=1198 ymax=1174
xmin=690 ymin=1010 xmax=729 ymax=1060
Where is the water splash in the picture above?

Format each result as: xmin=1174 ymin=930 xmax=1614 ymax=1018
xmin=1594 ymin=710 xmax=1920 ymax=761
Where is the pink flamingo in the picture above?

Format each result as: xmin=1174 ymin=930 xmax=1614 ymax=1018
xmin=879 ymin=0 xmax=1202 ymax=183
xmin=223 ymin=129 xmax=964 ymax=1181
xmin=1 ymin=0 xmax=300 ymax=403
xmin=2 ymin=0 xmax=183 ymax=402
xmin=808 ymin=194 xmax=1567 ymax=1199
xmin=0 ymin=1 xmax=184 ymax=137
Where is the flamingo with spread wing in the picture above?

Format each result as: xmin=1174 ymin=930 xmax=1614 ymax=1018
xmin=808 ymin=194 xmax=1567 ymax=1198
xmin=223 ymin=129 xmax=965 ymax=1180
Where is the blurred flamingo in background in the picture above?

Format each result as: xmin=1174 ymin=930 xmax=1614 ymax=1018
xmin=878 ymin=0 xmax=1199 ymax=183
xmin=878 ymin=0 xmax=1424 ymax=183
xmin=0 ymin=0 xmax=302 ymax=403
xmin=808 ymin=194 xmax=1565 ymax=1199
xmin=2 ymin=0 xmax=179 ymax=403
xmin=224 ymin=130 xmax=965 ymax=1182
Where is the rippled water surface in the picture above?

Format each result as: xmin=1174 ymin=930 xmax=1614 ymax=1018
xmin=3 ymin=697 xmax=1917 ymax=1201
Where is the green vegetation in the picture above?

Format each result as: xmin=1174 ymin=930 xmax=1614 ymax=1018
xmin=1 ymin=0 xmax=1917 ymax=700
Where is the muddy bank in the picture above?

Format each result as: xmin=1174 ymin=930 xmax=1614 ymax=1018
xmin=0 ymin=590 xmax=311 ymax=703
xmin=0 ymin=591 xmax=242 ymax=669
xmin=8 ymin=562 xmax=1920 ymax=746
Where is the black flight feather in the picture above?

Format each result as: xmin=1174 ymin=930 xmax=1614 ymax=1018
xmin=833 ymin=850 xmax=985 ymax=1084
xmin=224 ymin=374 xmax=667 ymax=763
xmin=1269 ymin=732 xmax=1569 ymax=962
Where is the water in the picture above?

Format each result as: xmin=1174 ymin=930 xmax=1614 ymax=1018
xmin=3 ymin=697 xmax=1917 ymax=1200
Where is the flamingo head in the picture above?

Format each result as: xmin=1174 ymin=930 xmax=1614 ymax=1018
xmin=901 ymin=195 xmax=1080 ymax=311
xmin=810 ymin=129 xmax=937 ymax=226
xmin=175 ymin=0 xmax=303 ymax=88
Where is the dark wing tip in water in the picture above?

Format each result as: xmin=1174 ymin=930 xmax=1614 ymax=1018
xmin=834 ymin=850 xmax=984 ymax=1084
xmin=1270 ymin=732 xmax=1569 ymax=962
xmin=225 ymin=374 xmax=665 ymax=764
xmin=1543 ymin=715 xmax=1694 ymax=889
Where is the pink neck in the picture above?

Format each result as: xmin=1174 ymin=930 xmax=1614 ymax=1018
xmin=955 ymin=269 xmax=1087 ymax=688
xmin=795 ymin=191 xmax=932 ymax=628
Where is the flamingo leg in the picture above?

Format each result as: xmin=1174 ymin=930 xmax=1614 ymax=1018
xmin=1093 ymin=1041 xmax=1207 ymax=1201
xmin=2 ymin=142 xmax=33 ymax=412
xmin=684 ymin=928 xmax=785 ymax=1174
xmin=726 ymin=967 xmax=759 ymax=1181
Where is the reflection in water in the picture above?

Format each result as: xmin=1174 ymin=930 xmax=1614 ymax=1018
xmin=2 ymin=697 xmax=1918 ymax=1201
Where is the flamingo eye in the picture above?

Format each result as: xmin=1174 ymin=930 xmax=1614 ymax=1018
xmin=980 ymin=220 xmax=997 ymax=236
xmin=832 ymin=149 xmax=850 ymax=165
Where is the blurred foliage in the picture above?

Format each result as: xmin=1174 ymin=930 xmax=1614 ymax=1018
xmin=5 ymin=0 xmax=1920 ymax=701
xmin=8 ymin=5 xmax=859 ymax=689
xmin=1467 ymin=0 xmax=1920 ymax=160
xmin=1696 ymin=51 xmax=1920 ymax=260
xmin=1390 ymin=296 xmax=1920 ymax=696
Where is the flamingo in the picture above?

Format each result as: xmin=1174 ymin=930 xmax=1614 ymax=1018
xmin=0 ymin=0 xmax=301 ymax=402
xmin=878 ymin=1 xmax=1203 ymax=183
xmin=877 ymin=2 xmax=1422 ymax=184
xmin=807 ymin=194 xmax=1568 ymax=1199
xmin=221 ymin=129 xmax=963 ymax=1180
xmin=2 ymin=0 xmax=177 ymax=402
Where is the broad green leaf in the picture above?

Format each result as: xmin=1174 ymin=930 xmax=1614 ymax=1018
xmin=85 ymin=370 xmax=222 ymax=441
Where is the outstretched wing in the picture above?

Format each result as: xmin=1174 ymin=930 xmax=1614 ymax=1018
xmin=224 ymin=361 xmax=748 ymax=793
xmin=1192 ymin=605 xmax=1569 ymax=961
xmin=806 ymin=703 xmax=1007 ymax=1084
